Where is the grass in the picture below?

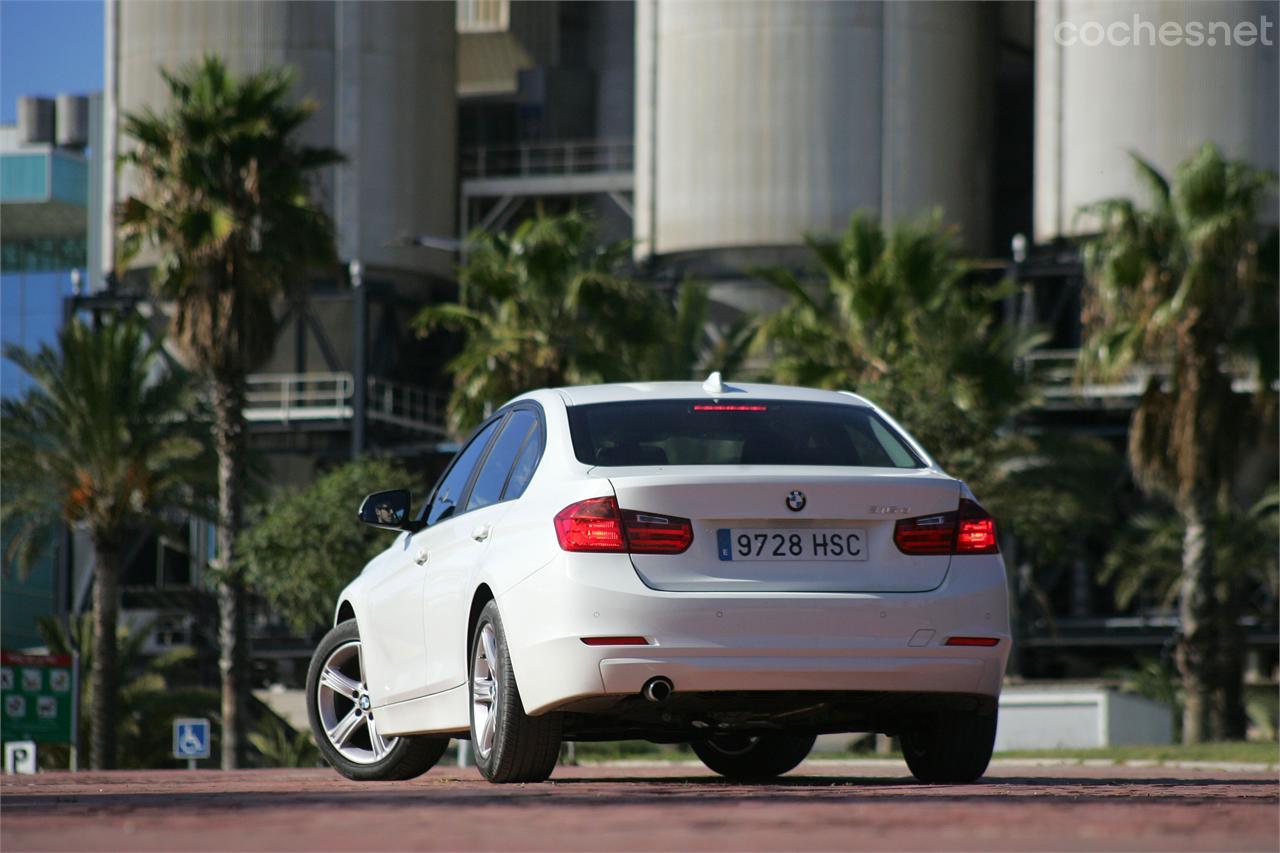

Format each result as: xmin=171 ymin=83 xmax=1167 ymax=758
xmin=992 ymin=742 xmax=1279 ymax=764
xmin=570 ymin=740 xmax=692 ymax=761
xmin=568 ymin=740 xmax=1279 ymax=765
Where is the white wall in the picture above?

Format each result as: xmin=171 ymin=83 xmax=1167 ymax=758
xmin=995 ymin=686 xmax=1175 ymax=750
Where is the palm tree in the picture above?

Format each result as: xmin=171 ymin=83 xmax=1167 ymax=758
xmin=649 ymin=278 xmax=759 ymax=381
xmin=1100 ymin=490 xmax=1279 ymax=738
xmin=1078 ymin=143 xmax=1278 ymax=742
xmin=756 ymin=212 xmax=1040 ymax=479
xmin=757 ymin=213 xmax=1123 ymax=677
xmin=415 ymin=212 xmax=667 ymax=432
xmin=1102 ymin=490 xmax=1278 ymax=617
xmin=1 ymin=317 xmax=205 ymax=768
xmin=118 ymin=56 xmax=341 ymax=766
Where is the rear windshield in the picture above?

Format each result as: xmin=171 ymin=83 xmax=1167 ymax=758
xmin=567 ymin=400 xmax=924 ymax=468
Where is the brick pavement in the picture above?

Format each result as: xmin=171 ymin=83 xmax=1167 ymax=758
xmin=2 ymin=761 xmax=1276 ymax=851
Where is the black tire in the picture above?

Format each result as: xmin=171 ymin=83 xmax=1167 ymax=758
xmin=306 ymin=620 xmax=449 ymax=781
xmin=469 ymin=601 xmax=562 ymax=783
xmin=900 ymin=709 xmax=997 ymax=783
xmin=691 ymin=732 xmax=816 ymax=780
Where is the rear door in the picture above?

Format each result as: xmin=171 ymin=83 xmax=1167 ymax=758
xmin=421 ymin=408 xmax=542 ymax=694
xmin=363 ymin=417 xmax=501 ymax=706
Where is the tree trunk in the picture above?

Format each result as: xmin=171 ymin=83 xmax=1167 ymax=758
xmin=89 ymin=534 xmax=121 ymax=770
xmin=1175 ymin=497 xmax=1217 ymax=744
xmin=212 ymin=378 xmax=249 ymax=769
xmin=1213 ymin=571 xmax=1248 ymax=740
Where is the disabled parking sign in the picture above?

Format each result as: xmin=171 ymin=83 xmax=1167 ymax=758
xmin=173 ymin=718 xmax=211 ymax=764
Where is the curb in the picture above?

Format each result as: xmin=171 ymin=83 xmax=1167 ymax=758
xmin=584 ymin=757 xmax=1279 ymax=773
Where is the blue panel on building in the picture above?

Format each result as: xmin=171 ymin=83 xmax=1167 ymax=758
xmin=49 ymin=153 xmax=88 ymax=206
xmin=0 ymin=153 xmax=49 ymax=203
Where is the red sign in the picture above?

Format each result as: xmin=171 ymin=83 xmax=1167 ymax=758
xmin=1 ymin=652 xmax=72 ymax=668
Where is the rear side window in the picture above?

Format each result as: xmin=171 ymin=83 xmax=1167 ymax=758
xmin=466 ymin=410 xmax=538 ymax=512
xmin=501 ymin=418 xmax=544 ymax=500
xmin=566 ymin=400 xmax=923 ymax=468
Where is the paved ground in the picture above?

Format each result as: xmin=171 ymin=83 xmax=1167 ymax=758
xmin=2 ymin=761 xmax=1276 ymax=852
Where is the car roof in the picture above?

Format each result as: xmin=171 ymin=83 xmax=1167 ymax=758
xmin=547 ymin=381 xmax=872 ymax=408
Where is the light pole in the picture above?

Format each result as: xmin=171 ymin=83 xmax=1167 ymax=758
xmin=349 ymin=259 xmax=366 ymax=458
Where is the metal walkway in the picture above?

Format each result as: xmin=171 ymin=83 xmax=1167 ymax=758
xmin=244 ymin=372 xmax=449 ymax=437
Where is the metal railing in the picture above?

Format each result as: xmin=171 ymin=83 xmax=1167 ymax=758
xmin=1021 ymin=349 xmax=1264 ymax=405
xmin=367 ymin=377 xmax=449 ymax=435
xmin=244 ymin=372 xmax=449 ymax=435
xmin=461 ymin=139 xmax=634 ymax=179
xmin=244 ymin=372 xmax=354 ymax=423
xmin=1020 ymin=349 xmax=1149 ymax=401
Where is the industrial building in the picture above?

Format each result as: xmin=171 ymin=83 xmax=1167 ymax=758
xmin=3 ymin=0 xmax=1275 ymax=683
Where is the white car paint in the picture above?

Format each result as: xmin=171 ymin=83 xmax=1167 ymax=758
xmin=334 ymin=382 xmax=1011 ymax=738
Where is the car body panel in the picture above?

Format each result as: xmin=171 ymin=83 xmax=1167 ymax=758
xmin=357 ymin=532 xmax=428 ymax=705
xmin=497 ymin=550 xmax=1008 ymax=717
xmin=331 ymin=382 xmax=1010 ymax=737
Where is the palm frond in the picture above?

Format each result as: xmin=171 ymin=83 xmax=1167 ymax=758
xmin=119 ymin=55 xmax=338 ymax=377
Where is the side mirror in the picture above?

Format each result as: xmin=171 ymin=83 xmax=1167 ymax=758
xmin=358 ymin=489 xmax=423 ymax=532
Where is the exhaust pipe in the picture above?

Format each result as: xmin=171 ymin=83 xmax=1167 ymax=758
xmin=641 ymin=676 xmax=674 ymax=703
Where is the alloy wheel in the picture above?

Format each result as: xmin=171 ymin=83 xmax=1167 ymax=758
xmin=471 ymin=622 xmax=501 ymax=758
xmin=315 ymin=639 xmax=395 ymax=765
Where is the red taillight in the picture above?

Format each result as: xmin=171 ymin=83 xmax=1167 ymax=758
xmin=945 ymin=636 xmax=1000 ymax=647
xmin=621 ymin=509 xmax=694 ymax=554
xmin=893 ymin=513 xmax=956 ymax=555
xmin=955 ymin=499 xmax=998 ymax=554
xmin=555 ymin=497 xmax=626 ymax=552
xmin=555 ymin=497 xmax=694 ymax=554
xmin=893 ymin=498 xmax=998 ymax=555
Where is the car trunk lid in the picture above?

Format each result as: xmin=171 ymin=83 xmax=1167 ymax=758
xmin=594 ymin=466 xmax=960 ymax=593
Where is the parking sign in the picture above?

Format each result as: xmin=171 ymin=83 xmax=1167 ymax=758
xmin=0 ymin=651 xmax=75 ymax=746
xmin=173 ymin=718 xmax=211 ymax=761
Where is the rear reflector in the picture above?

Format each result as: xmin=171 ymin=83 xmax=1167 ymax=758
xmin=555 ymin=496 xmax=694 ymax=554
xmin=692 ymin=404 xmax=768 ymax=412
xmin=945 ymin=636 xmax=1000 ymax=647
xmin=580 ymin=636 xmax=649 ymax=646
xmin=893 ymin=498 xmax=999 ymax=555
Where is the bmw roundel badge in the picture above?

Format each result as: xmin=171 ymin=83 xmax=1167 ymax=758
xmin=786 ymin=490 xmax=806 ymax=512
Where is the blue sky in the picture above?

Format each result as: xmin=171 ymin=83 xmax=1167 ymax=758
xmin=1 ymin=0 xmax=103 ymax=123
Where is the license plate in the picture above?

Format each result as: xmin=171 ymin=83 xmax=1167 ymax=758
xmin=717 ymin=528 xmax=868 ymax=562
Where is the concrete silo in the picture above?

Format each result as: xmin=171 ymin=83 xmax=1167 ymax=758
xmin=112 ymin=0 xmax=456 ymax=280
xmin=1034 ymin=0 xmax=1279 ymax=241
xmin=634 ymin=0 xmax=997 ymax=271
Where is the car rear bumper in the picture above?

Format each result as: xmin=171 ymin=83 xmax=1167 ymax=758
xmin=498 ymin=552 xmax=1010 ymax=716
xmin=596 ymin=652 xmax=989 ymax=695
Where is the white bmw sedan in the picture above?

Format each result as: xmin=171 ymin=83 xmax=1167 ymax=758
xmin=306 ymin=379 xmax=1010 ymax=784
